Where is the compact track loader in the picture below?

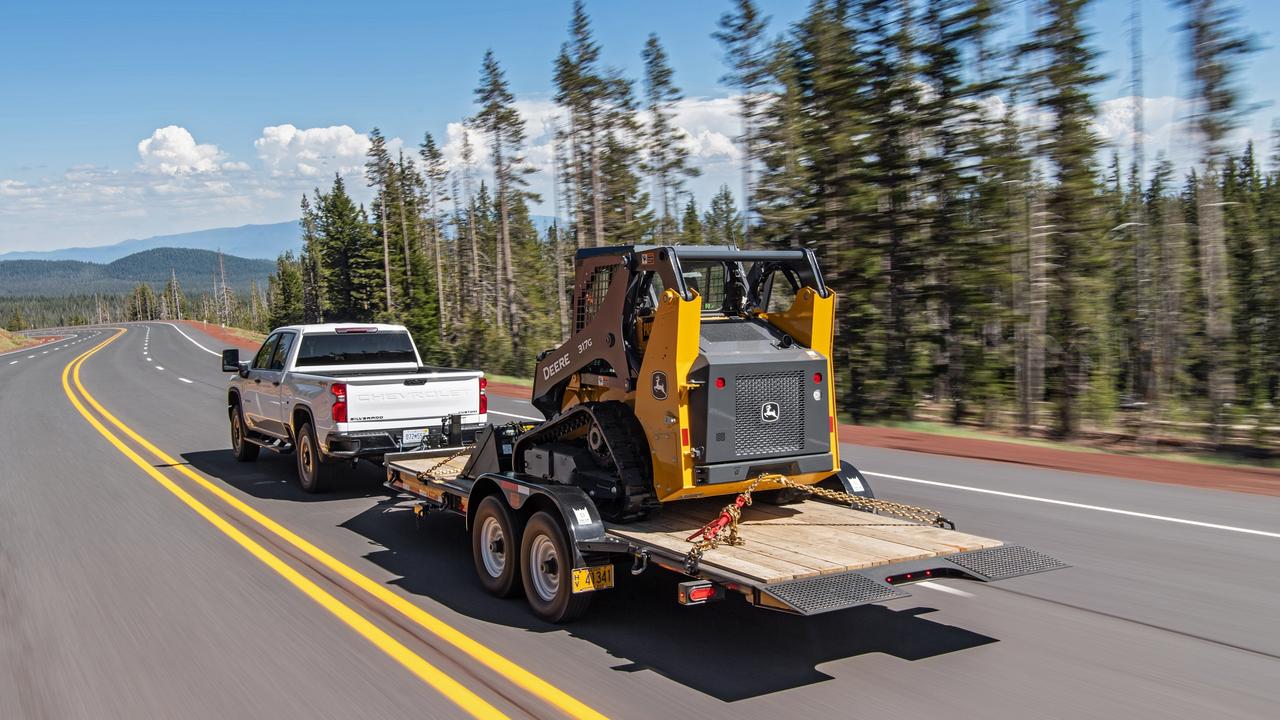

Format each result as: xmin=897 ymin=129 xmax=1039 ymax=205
xmin=518 ymin=244 xmax=858 ymax=520
xmin=384 ymin=245 xmax=1066 ymax=622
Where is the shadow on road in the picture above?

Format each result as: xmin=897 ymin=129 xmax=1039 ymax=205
xmin=182 ymin=449 xmax=389 ymax=503
xmin=181 ymin=447 xmax=996 ymax=701
xmin=342 ymin=500 xmax=998 ymax=702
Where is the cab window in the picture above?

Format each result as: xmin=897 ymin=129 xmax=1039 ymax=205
xmin=269 ymin=332 xmax=295 ymax=371
xmin=252 ymin=334 xmax=280 ymax=370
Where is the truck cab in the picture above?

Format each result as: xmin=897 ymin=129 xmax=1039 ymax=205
xmin=223 ymin=323 xmax=486 ymax=491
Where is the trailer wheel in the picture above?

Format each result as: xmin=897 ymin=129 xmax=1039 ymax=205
xmin=472 ymin=496 xmax=522 ymax=597
xmin=520 ymin=511 xmax=591 ymax=623
xmin=296 ymin=422 xmax=338 ymax=493
xmin=229 ymin=404 xmax=259 ymax=462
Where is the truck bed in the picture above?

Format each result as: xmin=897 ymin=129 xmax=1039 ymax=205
xmin=610 ymin=496 xmax=1003 ymax=584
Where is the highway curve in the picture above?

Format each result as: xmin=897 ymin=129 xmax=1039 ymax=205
xmin=1 ymin=322 xmax=1276 ymax=719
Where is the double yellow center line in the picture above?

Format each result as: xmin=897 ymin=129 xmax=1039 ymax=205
xmin=62 ymin=328 xmax=606 ymax=720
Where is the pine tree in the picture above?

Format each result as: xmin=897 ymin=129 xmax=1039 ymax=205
xmin=714 ymin=0 xmax=769 ymax=243
xmin=1176 ymin=0 xmax=1258 ymax=433
xmin=703 ymin=185 xmax=744 ymax=246
xmin=643 ymin=33 xmax=699 ymax=241
xmin=1022 ymin=0 xmax=1107 ymax=436
xmin=471 ymin=49 xmax=537 ymax=335
xmin=365 ymin=128 xmax=395 ymax=312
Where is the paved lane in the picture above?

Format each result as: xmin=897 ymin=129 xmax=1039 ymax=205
xmin=3 ymin=322 xmax=1277 ymax=719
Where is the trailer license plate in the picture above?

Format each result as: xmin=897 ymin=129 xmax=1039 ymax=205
xmin=571 ymin=565 xmax=614 ymax=594
xmin=403 ymin=429 xmax=426 ymax=446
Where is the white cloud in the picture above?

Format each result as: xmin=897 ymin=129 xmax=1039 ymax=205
xmin=254 ymin=124 xmax=374 ymax=178
xmin=136 ymin=126 xmax=239 ymax=175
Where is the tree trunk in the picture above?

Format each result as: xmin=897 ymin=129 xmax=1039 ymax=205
xmin=381 ymin=195 xmax=393 ymax=312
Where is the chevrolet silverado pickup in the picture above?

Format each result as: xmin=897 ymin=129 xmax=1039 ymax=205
xmin=222 ymin=323 xmax=486 ymax=491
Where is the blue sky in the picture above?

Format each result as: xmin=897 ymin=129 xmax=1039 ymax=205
xmin=2 ymin=0 xmax=1278 ymax=252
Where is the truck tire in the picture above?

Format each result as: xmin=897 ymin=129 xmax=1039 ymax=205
xmin=295 ymin=421 xmax=338 ymax=493
xmin=229 ymin=404 xmax=259 ymax=462
xmin=520 ymin=511 xmax=591 ymax=623
xmin=471 ymin=496 xmax=522 ymax=598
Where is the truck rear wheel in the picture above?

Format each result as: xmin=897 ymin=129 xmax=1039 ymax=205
xmin=520 ymin=511 xmax=591 ymax=623
xmin=230 ymin=405 xmax=259 ymax=462
xmin=471 ymin=496 xmax=522 ymax=597
xmin=296 ymin=421 xmax=338 ymax=493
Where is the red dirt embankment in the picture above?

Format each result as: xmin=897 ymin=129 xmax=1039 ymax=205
xmin=178 ymin=321 xmax=261 ymax=352
xmin=840 ymin=424 xmax=1280 ymax=498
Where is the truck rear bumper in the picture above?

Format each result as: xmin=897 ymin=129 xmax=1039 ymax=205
xmin=326 ymin=423 xmax=486 ymax=458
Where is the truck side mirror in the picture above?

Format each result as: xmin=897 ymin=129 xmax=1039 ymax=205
xmin=221 ymin=348 xmax=240 ymax=372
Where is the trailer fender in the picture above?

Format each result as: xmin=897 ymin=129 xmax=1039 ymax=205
xmin=467 ymin=474 xmax=610 ymax=567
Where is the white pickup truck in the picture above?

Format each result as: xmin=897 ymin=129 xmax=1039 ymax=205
xmin=222 ymin=323 xmax=487 ymax=491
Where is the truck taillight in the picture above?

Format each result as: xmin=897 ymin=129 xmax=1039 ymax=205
xmin=330 ymin=383 xmax=347 ymax=423
xmin=478 ymin=377 xmax=488 ymax=415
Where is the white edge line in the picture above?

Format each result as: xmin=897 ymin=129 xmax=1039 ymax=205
xmin=489 ymin=410 xmax=542 ymax=422
xmin=156 ymin=322 xmax=219 ymax=356
xmin=916 ymin=581 xmax=976 ymax=598
xmin=863 ymin=471 xmax=1280 ymax=539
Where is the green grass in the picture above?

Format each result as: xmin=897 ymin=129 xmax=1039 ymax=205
xmin=485 ymin=373 xmax=533 ymax=387
xmin=0 ymin=328 xmax=36 ymax=353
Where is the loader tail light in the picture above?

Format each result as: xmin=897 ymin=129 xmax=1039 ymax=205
xmin=330 ymin=383 xmax=347 ymax=423
xmin=478 ymin=377 xmax=488 ymax=415
xmin=715 ymin=377 xmax=726 ymax=389
xmin=813 ymin=371 xmax=823 ymax=383
xmin=681 ymin=428 xmax=690 ymax=447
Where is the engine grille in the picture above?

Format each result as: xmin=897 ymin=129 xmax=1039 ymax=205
xmin=733 ymin=371 xmax=806 ymax=457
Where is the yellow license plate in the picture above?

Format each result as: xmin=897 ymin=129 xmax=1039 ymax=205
xmin=571 ymin=565 xmax=614 ymax=594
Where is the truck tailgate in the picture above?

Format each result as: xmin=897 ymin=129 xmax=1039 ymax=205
xmin=345 ymin=374 xmax=481 ymax=423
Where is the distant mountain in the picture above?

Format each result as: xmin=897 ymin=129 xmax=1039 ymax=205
xmin=0 ymin=248 xmax=275 ymax=296
xmin=0 ymin=221 xmax=301 ymax=263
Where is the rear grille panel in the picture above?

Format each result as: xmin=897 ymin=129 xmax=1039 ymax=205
xmin=733 ymin=371 xmax=806 ymax=457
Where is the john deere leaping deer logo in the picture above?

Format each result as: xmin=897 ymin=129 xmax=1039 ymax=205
xmin=761 ymin=401 xmax=780 ymax=423
xmin=650 ymin=371 xmax=668 ymax=400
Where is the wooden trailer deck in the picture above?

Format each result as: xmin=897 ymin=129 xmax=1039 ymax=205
xmin=610 ymin=497 xmax=1004 ymax=584
xmin=389 ymin=452 xmax=1004 ymax=586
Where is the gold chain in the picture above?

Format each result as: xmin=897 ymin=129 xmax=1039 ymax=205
xmin=683 ymin=474 xmax=954 ymax=574
xmin=415 ymin=446 xmax=472 ymax=481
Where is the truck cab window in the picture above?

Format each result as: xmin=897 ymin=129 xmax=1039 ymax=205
xmin=253 ymin=334 xmax=280 ymax=370
xmin=269 ymin=332 xmax=295 ymax=371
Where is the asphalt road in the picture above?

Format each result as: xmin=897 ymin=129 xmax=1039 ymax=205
xmin=1 ymin=322 xmax=1276 ymax=719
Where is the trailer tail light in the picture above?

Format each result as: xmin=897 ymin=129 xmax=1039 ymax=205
xmin=330 ymin=383 xmax=347 ymax=423
xmin=677 ymin=580 xmax=723 ymax=606
xmin=885 ymin=569 xmax=935 ymax=585
xmin=478 ymin=377 xmax=488 ymax=415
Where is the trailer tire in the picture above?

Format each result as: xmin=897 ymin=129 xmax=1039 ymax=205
xmin=472 ymin=496 xmax=522 ymax=598
xmin=229 ymin=404 xmax=259 ymax=462
xmin=296 ymin=422 xmax=338 ymax=493
xmin=520 ymin=511 xmax=591 ymax=623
